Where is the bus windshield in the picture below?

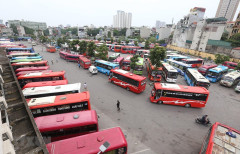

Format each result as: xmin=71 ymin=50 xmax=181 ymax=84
xmin=168 ymin=72 xmax=178 ymax=79
xmin=152 ymin=70 xmax=162 ymax=76
xmin=222 ymin=76 xmax=234 ymax=83
xmin=207 ymin=71 xmax=219 ymax=77
xmin=135 ymin=65 xmax=143 ymax=71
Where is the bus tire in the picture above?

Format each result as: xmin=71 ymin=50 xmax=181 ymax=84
xmin=126 ymin=87 xmax=130 ymax=91
xmin=185 ymin=104 xmax=191 ymax=108
xmin=157 ymin=101 xmax=163 ymax=104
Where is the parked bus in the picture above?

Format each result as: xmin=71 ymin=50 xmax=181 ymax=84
xmin=10 ymin=58 xmax=42 ymax=63
xmin=166 ymin=59 xmax=192 ymax=76
xmin=182 ymin=58 xmax=203 ymax=68
xmin=222 ymin=61 xmax=238 ymax=69
xmin=11 ymin=61 xmax=48 ymax=70
xmin=95 ymin=60 xmax=119 ymax=76
xmin=28 ymin=92 xmax=91 ymax=117
xmin=15 ymin=66 xmax=50 ymax=73
xmin=150 ymin=83 xmax=209 ymax=108
xmin=18 ymin=71 xmax=66 ymax=88
xmin=35 ymin=110 xmax=98 ymax=143
xmin=108 ymin=53 xmax=120 ymax=62
xmin=23 ymin=83 xmax=80 ymax=99
xmin=8 ymin=53 xmax=39 ymax=58
xmin=121 ymin=46 xmax=140 ymax=54
xmin=6 ymin=48 xmax=34 ymax=54
xmin=78 ymin=56 xmax=91 ymax=69
xmin=122 ymin=55 xmax=132 ymax=71
xmin=114 ymin=45 xmax=122 ymax=52
xmin=109 ymin=69 xmax=147 ymax=93
xmin=46 ymin=127 xmax=127 ymax=154
xmin=205 ymin=65 xmax=228 ymax=83
xmin=146 ymin=58 xmax=162 ymax=82
xmin=166 ymin=50 xmax=179 ymax=55
xmin=17 ymin=70 xmax=53 ymax=77
xmin=165 ymin=54 xmax=183 ymax=61
xmin=11 ymin=55 xmax=42 ymax=60
xmin=198 ymin=64 xmax=217 ymax=76
xmin=46 ymin=46 xmax=56 ymax=53
xmin=59 ymin=51 xmax=82 ymax=62
xmin=184 ymin=68 xmax=210 ymax=89
xmin=220 ymin=70 xmax=240 ymax=87
xmin=113 ymin=57 xmax=124 ymax=67
xmin=133 ymin=57 xmax=144 ymax=75
xmin=23 ymin=80 xmax=68 ymax=90
xmin=199 ymin=122 xmax=240 ymax=154
xmin=162 ymin=62 xmax=178 ymax=83
xmin=171 ymin=56 xmax=189 ymax=61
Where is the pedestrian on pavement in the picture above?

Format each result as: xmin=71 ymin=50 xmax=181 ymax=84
xmin=117 ymin=100 xmax=120 ymax=111
xmin=51 ymin=59 xmax=54 ymax=64
xmin=78 ymin=62 xmax=81 ymax=68
xmin=84 ymin=82 xmax=87 ymax=91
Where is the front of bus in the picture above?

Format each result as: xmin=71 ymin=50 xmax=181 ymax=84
xmin=122 ymin=61 xmax=130 ymax=71
xmin=205 ymin=69 xmax=219 ymax=83
xmin=150 ymin=68 xmax=162 ymax=82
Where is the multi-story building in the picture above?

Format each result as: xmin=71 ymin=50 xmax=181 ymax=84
xmin=156 ymin=20 xmax=166 ymax=29
xmin=215 ymin=0 xmax=240 ymax=22
xmin=78 ymin=27 xmax=87 ymax=38
xmin=230 ymin=12 xmax=240 ymax=37
xmin=8 ymin=20 xmax=47 ymax=30
xmin=140 ymin=26 xmax=151 ymax=38
xmin=156 ymin=24 xmax=172 ymax=40
xmin=113 ymin=11 xmax=132 ymax=29
xmin=225 ymin=21 xmax=235 ymax=35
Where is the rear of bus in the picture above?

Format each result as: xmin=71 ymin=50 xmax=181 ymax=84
xmin=222 ymin=61 xmax=238 ymax=69
xmin=122 ymin=56 xmax=132 ymax=71
xmin=79 ymin=56 xmax=91 ymax=69
xmin=182 ymin=58 xmax=203 ymax=68
xmin=113 ymin=57 xmax=124 ymax=67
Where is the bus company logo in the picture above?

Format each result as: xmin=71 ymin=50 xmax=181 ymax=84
xmin=163 ymin=100 xmax=204 ymax=104
xmin=113 ymin=81 xmax=137 ymax=89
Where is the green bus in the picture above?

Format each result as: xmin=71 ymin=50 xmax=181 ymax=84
xmin=133 ymin=57 xmax=144 ymax=75
xmin=10 ymin=58 xmax=42 ymax=63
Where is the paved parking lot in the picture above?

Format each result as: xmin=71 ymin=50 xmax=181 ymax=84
xmin=30 ymin=42 xmax=240 ymax=154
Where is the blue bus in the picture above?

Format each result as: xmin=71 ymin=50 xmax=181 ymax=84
xmin=11 ymin=56 xmax=42 ymax=60
xmin=166 ymin=59 xmax=192 ymax=76
xmin=95 ymin=60 xmax=119 ymax=75
xmin=205 ymin=65 xmax=228 ymax=83
xmin=171 ymin=56 xmax=189 ymax=61
xmin=184 ymin=68 xmax=210 ymax=89
xmin=6 ymin=48 xmax=35 ymax=54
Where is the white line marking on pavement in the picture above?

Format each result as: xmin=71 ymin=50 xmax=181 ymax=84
xmin=130 ymin=149 xmax=150 ymax=154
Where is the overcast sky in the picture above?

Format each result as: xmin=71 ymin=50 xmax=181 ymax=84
xmin=1 ymin=0 xmax=240 ymax=27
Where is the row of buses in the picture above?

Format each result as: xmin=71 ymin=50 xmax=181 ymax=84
xmin=6 ymin=46 xmax=128 ymax=154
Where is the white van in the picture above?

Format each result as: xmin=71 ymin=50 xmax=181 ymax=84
xmin=89 ymin=66 xmax=98 ymax=75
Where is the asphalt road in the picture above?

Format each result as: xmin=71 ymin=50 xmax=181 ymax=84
xmin=29 ymin=42 xmax=240 ymax=154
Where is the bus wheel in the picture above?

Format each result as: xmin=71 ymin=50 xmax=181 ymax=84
xmin=185 ymin=104 xmax=191 ymax=108
xmin=126 ymin=87 xmax=130 ymax=91
xmin=157 ymin=101 xmax=163 ymax=104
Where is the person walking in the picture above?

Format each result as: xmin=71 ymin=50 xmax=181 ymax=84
xmin=51 ymin=59 xmax=54 ymax=64
xmin=83 ymin=82 xmax=87 ymax=91
xmin=117 ymin=100 xmax=120 ymax=111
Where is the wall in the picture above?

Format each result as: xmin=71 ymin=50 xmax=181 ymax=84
xmin=231 ymin=49 xmax=240 ymax=58
xmin=156 ymin=27 xmax=171 ymax=40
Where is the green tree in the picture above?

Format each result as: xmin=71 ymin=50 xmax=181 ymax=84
xmin=214 ymin=54 xmax=230 ymax=64
xmin=104 ymin=35 xmax=107 ymax=42
xmin=236 ymin=62 xmax=240 ymax=70
xmin=108 ymin=31 xmax=111 ymax=38
xmin=79 ymin=41 xmax=88 ymax=54
xmin=69 ymin=40 xmax=80 ymax=51
xmin=227 ymin=33 xmax=240 ymax=47
xmin=87 ymin=42 xmax=96 ymax=57
xmin=221 ymin=32 xmax=228 ymax=41
xmin=111 ymin=38 xmax=114 ymax=43
xmin=96 ymin=44 xmax=108 ymax=60
xmin=157 ymin=39 xmax=166 ymax=44
xmin=148 ymin=37 xmax=156 ymax=43
xmin=130 ymin=55 xmax=139 ymax=70
xmin=87 ymin=28 xmax=100 ymax=36
xmin=134 ymin=41 xmax=138 ymax=46
xmin=118 ymin=39 xmax=121 ymax=44
xmin=97 ymin=38 xmax=101 ymax=42
xmin=145 ymin=40 xmax=150 ymax=49
xmin=126 ymin=39 xmax=129 ymax=44
xmin=149 ymin=46 xmax=166 ymax=68
xmin=10 ymin=24 xmax=18 ymax=35
xmin=23 ymin=26 xmax=34 ymax=35
xmin=39 ymin=36 xmax=47 ymax=43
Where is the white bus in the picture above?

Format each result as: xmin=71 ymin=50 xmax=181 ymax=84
xmin=23 ymin=83 xmax=81 ymax=99
xmin=162 ymin=62 xmax=178 ymax=83
xmin=220 ymin=70 xmax=240 ymax=87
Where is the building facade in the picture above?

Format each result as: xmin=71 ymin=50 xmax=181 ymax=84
xmin=230 ymin=12 xmax=240 ymax=37
xmin=156 ymin=24 xmax=172 ymax=40
xmin=78 ymin=27 xmax=87 ymax=38
xmin=8 ymin=20 xmax=47 ymax=30
xmin=113 ymin=11 xmax=132 ymax=29
xmin=215 ymin=0 xmax=240 ymax=21
xmin=140 ymin=26 xmax=151 ymax=38
xmin=17 ymin=25 xmax=25 ymax=37
xmin=156 ymin=20 xmax=166 ymax=29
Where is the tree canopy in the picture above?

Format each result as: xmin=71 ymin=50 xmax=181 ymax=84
xmin=87 ymin=42 xmax=96 ymax=57
xmin=130 ymin=55 xmax=139 ymax=70
xmin=227 ymin=33 xmax=240 ymax=47
xmin=96 ymin=44 xmax=108 ymax=60
xmin=214 ymin=54 xmax=230 ymax=64
xmin=79 ymin=41 xmax=88 ymax=54
xmin=149 ymin=46 xmax=166 ymax=68
xmin=145 ymin=40 xmax=150 ymax=49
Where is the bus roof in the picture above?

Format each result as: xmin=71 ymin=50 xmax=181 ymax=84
xmin=95 ymin=60 xmax=119 ymax=67
xmin=16 ymin=66 xmax=50 ymax=72
xmin=6 ymin=48 xmax=33 ymax=51
xmin=154 ymin=83 xmax=209 ymax=94
xmin=136 ymin=57 xmax=144 ymax=65
xmin=35 ymin=110 xmax=97 ymax=132
xmin=79 ymin=56 xmax=91 ymax=62
xmin=209 ymin=65 xmax=228 ymax=73
xmin=182 ymin=58 xmax=203 ymax=61
xmin=46 ymin=127 xmax=127 ymax=154
xmin=11 ymin=60 xmax=48 ymax=66
xmin=112 ymin=69 xmax=146 ymax=81
xmin=199 ymin=64 xmax=217 ymax=69
xmin=17 ymin=70 xmax=53 ymax=77
xmin=124 ymin=55 xmax=133 ymax=61
xmin=166 ymin=59 xmax=192 ymax=67
xmin=28 ymin=91 xmax=89 ymax=109
xmin=113 ymin=57 xmax=124 ymax=62
xmin=162 ymin=63 xmax=178 ymax=73
xmin=23 ymin=80 xmax=68 ymax=89
xmin=23 ymin=83 xmax=80 ymax=97
xmin=211 ymin=122 xmax=240 ymax=154
xmin=60 ymin=51 xmax=82 ymax=57
xmin=224 ymin=61 xmax=238 ymax=65
xmin=11 ymin=58 xmax=42 ymax=63
xmin=224 ymin=70 xmax=240 ymax=80
xmin=187 ymin=68 xmax=210 ymax=83
xmin=18 ymin=71 xmax=65 ymax=79
xmin=8 ymin=53 xmax=39 ymax=56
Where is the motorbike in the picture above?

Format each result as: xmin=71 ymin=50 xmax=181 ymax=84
xmin=195 ymin=117 xmax=211 ymax=126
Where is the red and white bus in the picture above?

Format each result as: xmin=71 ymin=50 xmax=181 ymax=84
xmin=197 ymin=64 xmax=217 ymax=76
xmin=222 ymin=61 xmax=238 ymax=69
xmin=22 ymin=80 xmax=68 ymax=90
xmin=11 ymin=60 xmax=48 ymax=70
xmin=200 ymin=122 xmax=240 ymax=154
xmin=35 ymin=110 xmax=98 ymax=143
xmin=59 ymin=51 xmax=82 ymax=62
xmin=182 ymin=58 xmax=203 ymax=68
xmin=122 ymin=55 xmax=132 ymax=71
xmin=113 ymin=57 xmax=124 ymax=67
xmin=18 ymin=71 xmax=65 ymax=88
xmin=78 ymin=56 xmax=91 ymax=69
xmin=114 ymin=45 xmax=122 ymax=52
xmin=109 ymin=69 xmax=147 ymax=93
xmin=17 ymin=70 xmax=53 ymax=77
xmin=27 ymin=92 xmax=91 ymax=117
xmin=146 ymin=58 xmax=162 ymax=82
xmin=121 ymin=46 xmax=140 ymax=54
xmin=46 ymin=127 xmax=127 ymax=154
xmin=15 ymin=66 xmax=50 ymax=73
xmin=150 ymin=83 xmax=209 ymax=108
xmin=46 ymin=46 xmax=56 ymax=53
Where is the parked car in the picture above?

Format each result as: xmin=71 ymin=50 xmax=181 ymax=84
xmin=89 ymin=65 xmax=98 ymax=75
xmin=235 ymin=82 xmax=240 ymax=92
